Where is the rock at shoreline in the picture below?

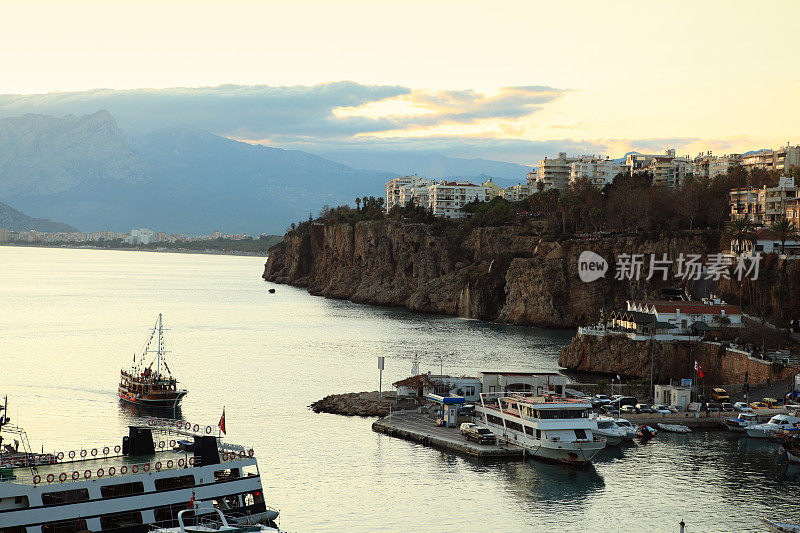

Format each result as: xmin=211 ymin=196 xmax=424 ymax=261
xmin=309 ymin=391 xmax=394 ymax=417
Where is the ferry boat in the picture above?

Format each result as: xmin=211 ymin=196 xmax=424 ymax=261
xmin=0 ymin=416 xmax=280 ymax=532
xmin=746 ymin=413 xmax=800 ymax=439
xmin=119 ymin=314 xmax=188 ymax=408
xmin=475 ymin=392 xmax=606 ymax=465
xmin=724 ymin=412 xmax=759 ymax=432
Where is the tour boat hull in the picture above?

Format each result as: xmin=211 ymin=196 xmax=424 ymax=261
xmin=118 ymin=389 xmax=187 ymax=408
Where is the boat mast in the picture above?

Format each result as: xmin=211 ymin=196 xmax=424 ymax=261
xmin=157 ymin=313 xmax=163 ymax=377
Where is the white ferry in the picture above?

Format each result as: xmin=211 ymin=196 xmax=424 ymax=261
xmin=475 ymin=392 xmax=606 ymax=465
xmin=0 ymin=417 xmax=279 ymax=532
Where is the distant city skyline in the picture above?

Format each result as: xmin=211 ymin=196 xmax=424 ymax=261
xmin=1 ymin=1 xmax=798 ymax=164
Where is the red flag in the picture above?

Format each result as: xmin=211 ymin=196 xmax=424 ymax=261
xmin=188 ymin=489 xmax=195 ymax=509
xmin=695 ymin=361 xmax=704 ymax=379
xmin=218 ymin=408 xmax=226 ymax=435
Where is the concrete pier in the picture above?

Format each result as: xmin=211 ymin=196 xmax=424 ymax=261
xmin=372 ymin=412 xmax=523 ymax=459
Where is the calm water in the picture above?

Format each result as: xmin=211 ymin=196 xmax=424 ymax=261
xmin=2 ymin=246 xmax=799 ymax=532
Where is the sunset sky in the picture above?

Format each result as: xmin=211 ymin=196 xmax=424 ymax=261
xmin=1 ymin=0 xmax=798 ymax=163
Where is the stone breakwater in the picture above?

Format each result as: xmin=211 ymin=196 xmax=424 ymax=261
xmin=309 ymin=392 xmax=393 ymax=417
xmin=559 ymin=333 xmax=798 ymax=385
xmin=264 ymin=220 xmax=720 ymax=328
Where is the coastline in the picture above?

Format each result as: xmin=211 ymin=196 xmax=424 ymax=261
xmin=0 ymin=242 xmax=268 ymax=257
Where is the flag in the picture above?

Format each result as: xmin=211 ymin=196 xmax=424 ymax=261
xmin=218 ymin=407 xmax=226 ymax=435
xmin=694 ymin=361 xmax=704 ymax=379
xmin=188 ymin=489 xmax=195 ymax=509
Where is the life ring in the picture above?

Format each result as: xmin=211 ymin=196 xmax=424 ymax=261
xmin=248 ymin=449 xmax=254 ymax=457
xmin=178 ymin=458 xmax=185 ymax=467
xmin=68 ymin=450 xmax=75 ymax=459
xmin=167 ymin=459 xmax=174 ymax=468
xmin=33 ymin=474 xmax=41 ymax=484
xmin=155 ymin=461 xmax=162 ymax=471
xmin=56 ymin=451 xmax=64 ymax=460
xmin=97 ymin=468 xmax=104 ymax=477
xmin=158 ymin=441 xmax=165 ymax=448
xmin=120 ymin=466 xmax=127 ymax=475
xmin=108 ymin=467 xmax=116 ymax=476
xmin=221 ymin=452 xmax=228 ymax=460
xmin=205 ymin=425 xmax=212 ymax=434
xmin=79 ymin=449 xmax=87 ymax=458
xmin=185 ymin=422 xmax=192 ymax=430
xmin=143 ymin=463 xmax=150 ymax=472
xmin=169 ymin=440 xmax=176 ymax=447
xmin=193 ymin=424 xmax=199 ymax=432
xmin=84 ymin=470 xmax=91 ymax=479
xmin=72 ymin=471 xmax=80 ymax=480
xmin=102 ymin=446 xmax=110 ymax=455
xmin=239 ymin=451 xmax=246 ymax=458
xmin=91 ymin=448 xmax=98 ymax=457
xmin=114 ymin=445 xmax=121 ymax=453
xmin=46 ymin=473 xmax=55 ymax=483
xmin=59 ymin=472 xmax=67 ymax=482
xmin=147 ymin=419 xmax=155 ymax=426
xmin=188 ymin=457 xmax=195 ymax=465
xmin=131 ymin=465 xmax=139 ymax=474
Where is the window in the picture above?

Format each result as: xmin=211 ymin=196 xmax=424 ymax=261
xmin=154 ymin=503 xmax=184 ymax=521
xmin=100 ymin=481 xmax=144 ymax=498
xmin=100 ymin=511 xmax=143 ymax=529
xmin=155 ymin=475 xmax=195 ymax=491
xmin=574 ymin=429 xmax=587 ymax=440
xmin=42 ymin=520 xmax=88 ymax=533
xmin=536 ymin=429 xmax=541 ymax=440
xmin=42 ymin=489 xmax=89 ymax=506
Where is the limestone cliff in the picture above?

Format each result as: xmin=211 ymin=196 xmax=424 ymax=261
xmin=264 ymin=220 xmax=720 ymax=328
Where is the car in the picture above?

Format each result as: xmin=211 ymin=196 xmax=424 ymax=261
xmin=720 ymin=403 xmax=735 ymax=412
xmin=457 ymin=404 xmax=475 ymax=417
xmin=667 ymin=405 xmax=682 ymax=413
xmin=600 ymin=405 xmax=618 ymax=414
xmin=609 ymin=396 xmax=638 ymax=410
xmin=652 ymin=404 xmax=672 ymax=414
xmin=763 ymin=398 xmax=781 ymax=409
xmin=592 ymin=395 xmax=612 ymax=407
xmin=460 ymin=422 xmax=478 ymax=436
xmin=750 ymin=401 xmax=769 ymax=410
xmin=711 ymin=388 xmax=730 ymax=403
xmin=706 ymin=403 xmax=720 ymax=413
xmin=620 ymin=405 xmax=638 ymax=414
xmin=733 ymin=402 xmax=752 ymax=412
xmin=636 ymin=404 xmax=655 ymax=414
xmin=462 ymin=425 xmax=497 ymax=445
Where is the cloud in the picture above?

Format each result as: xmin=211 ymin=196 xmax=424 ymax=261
xmin=0 ymin=82 xmax=566 ymax=141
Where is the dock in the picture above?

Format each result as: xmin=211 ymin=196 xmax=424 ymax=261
xmin=372 ymin=412 xmax=522 ymax=459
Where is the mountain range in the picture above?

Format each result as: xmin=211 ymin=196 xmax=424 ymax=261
xmin=0 ymin=111 xmax=531 ymax=234
xmin=0 ymin=200 xmax=77 ymax=233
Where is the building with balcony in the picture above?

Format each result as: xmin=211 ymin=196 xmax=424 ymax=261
xmin=385 ymin=175 xmax=433 ymax=211
xmin=428 ymin=180 xmax=487 ymax=219
xmin=741 ymin=145 xmax=800 ymax=173
xmin=730 ymin=176 xmax=798 ymax=225
xmin=500 ymin=182 xmax=535 ymax=202
xmin=532 ymin=152 xmax=590 ymax=191
xmin=569 ymin=158 xmax=629 ymax=188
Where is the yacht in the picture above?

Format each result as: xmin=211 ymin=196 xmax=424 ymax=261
xmin=151 ymin=506 xmax=279 ymax=532
xmin=0 ymin=416 xmax=280 ymax=532
xmin=590 ymin=415 xmax=633 ymax=445
xmin=746 ymin=413 xmax=800 ymax=439
xmin=724 ymin=412 xmax=760 ymax=432
xmin=475 ymin=392 xmax=606 ymax=465
xmin=612 ymin=418 xmax=638 ymax=440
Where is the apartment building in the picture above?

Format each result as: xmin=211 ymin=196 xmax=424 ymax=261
xmin=730 ymin=176 xmax=798 ymax=225
xmin=428 ymin=180 xmax=487 ymax=219
xmin=0 ymin=228 xmax=8 ymax=243
xmin=533 ymin=152 xmax=588 ymax=191
xmin=385 ymin=175 xmax=433 ymax=211
xmin=483 ymin=179 xmax=501 ymax=199
xmin=501 ymin=182 xmax=535 ymax=202
xmin=741 ymin=145 xmax=800 ymax=173
xmin=625 ymin=150 xmax=674 ymax=173
xmin=648 ymin=155 xmax=691 ymax=188
xmin=570 ymin=158 xmax=629 ymax=188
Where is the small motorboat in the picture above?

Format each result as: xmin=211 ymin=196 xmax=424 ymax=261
xmin=636 ymin=425 xmax=657 ymax=439
xmin=268 ymin=288 xmax=276 ymax=293
xmin=762 ymin=518 xmax=800 ymax=532
xmin=657 ymin=423 xmax=691 ymax=434
xmin=724 ymin=412 xmax=759 ymax=432
xmin=152 ymin=506 xmax=281 ymax=532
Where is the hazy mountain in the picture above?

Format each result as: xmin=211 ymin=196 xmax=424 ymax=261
xmin=317 ymin=151 xmax=531 ymax=185
xmin=0 ymin=200 xmax=77 ymax=232
xmin=0 ymin=112 xmax=396 ymax=234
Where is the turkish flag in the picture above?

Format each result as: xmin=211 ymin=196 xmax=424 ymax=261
xmin=218 ymin=408 xmax=226 ymax=435
xmin=695 ymin=361 xmax=704 ymax=379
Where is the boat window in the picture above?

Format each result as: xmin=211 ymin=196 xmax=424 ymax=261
xmin=243 ymin=489 xmax=265 ymax=506
xmin=536 ymin=429 xmax=541 ymax=439
xmin=154 ymin=503 xmax=184 ymax=522
xmin=574 ymin=429 xmax=587 ymax=440
xmin=597 ymin=421 xmax=613 ymax=429
xmin=506 ymin=420 xmax=523 ymax=433
xmin=41 ymin=488 xmax=89 ymax=506
xmin=100 ymin=510 xmax=143 ymax=529
xmin=214 ymin=493 xmax=241 ymax=509
xmin=214 ymin=468 xmax=241 ymax=482
xmin=100 ymin=481 xmax=144 ymax=498
xmin=155 ymin=474 xmax=195 ymax=491
xmin=41 ymin=519 xmax=88 ymax=533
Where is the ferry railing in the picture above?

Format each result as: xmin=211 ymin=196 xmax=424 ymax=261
xmin=142 ymin=417 xmax=217 ymax=437
xmin=0 ymin=444 xmax=124 ymax=469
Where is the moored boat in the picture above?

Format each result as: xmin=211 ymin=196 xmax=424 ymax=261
xmin=590 ymin=415 xmax=631 ymax=445
xmin=746 ymin=414 xmax=800 ymax=439
xmin=152 ymin=506 xmax=280 ymax=532
xmin=657 ymin=423 xmax=691 ymax=434
xmin=724 ymin=412 xmax=759 ymax=432
xmin=762 ymin=518 xmax=800 ymax=532
xmin=119 ymin=314 xmax=188 ymax=408
xmin=475 ymin=392 xmax=606 ymax=465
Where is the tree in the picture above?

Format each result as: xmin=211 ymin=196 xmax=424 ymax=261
xmin=770 ymin=216 xmax=800 ymax=255
xmin=355 ymin=197 xmax=361 ymax=212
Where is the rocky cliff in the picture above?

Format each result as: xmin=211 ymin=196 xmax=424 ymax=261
xmin=263 ymin=220 xmax=721 ymax=327
xmin=558 ymin=333 xmax=796 ymax=385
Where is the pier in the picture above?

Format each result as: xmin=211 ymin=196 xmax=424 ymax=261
xmin=372 ymin=412 xmax=523 ymax=459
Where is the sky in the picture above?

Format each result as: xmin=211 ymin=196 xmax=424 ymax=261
xmin=1 ymin=0 xmax=798 ymax=164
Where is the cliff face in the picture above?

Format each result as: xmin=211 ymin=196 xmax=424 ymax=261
xmin=558 ymin=333 xmax=796 ymax=385
xmin=264 ymin=220 xmax=720 ymax=327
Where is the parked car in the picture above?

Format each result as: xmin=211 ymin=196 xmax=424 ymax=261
xmin=750 ymin=401 xmax=769 ymax=410
xmin=462 ymin=424 xmax=497 ymax=445
xmin=652 ymin=405 xmax=672 ymax=414
xmin=667 ymin=405 xmax=682 ymax=413
xmin=458 ymin=404 xmax=475 ymax=417
xmin=620 ymin=405 xmax=639 ymax=414
xmin=460 ymin=422 xmax=478 ymax=436
xmin=720 ymin=403 xmax=735 ymax=412
xmin=763 ymin=398 xmax=781 ymax=409
xmin=706 ymin=403 xmax=720 ymax=413
xmin=592 ymin=395 xmax=612 ymax=407
xmin=600 ymin=405 xmax=618 ymax=414
xmin=711 ymin=388 xmax=730 ymax=403
xmin=636 ymin=404 xmax=655 ymax=414
xmin=609 ymin=396 xmax=638 ymax=410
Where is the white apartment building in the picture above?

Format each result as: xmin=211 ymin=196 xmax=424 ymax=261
xmin=569 ymin=158 xmax=629 ymax=188
xmin=648 ymin=155 xmax=691 ymax=188
xmin=533 ymin=152 xmax=590 ymax=191
xmin=428 ymin=180 xmax=487 ymax=219
xmin=501 ymin=182 xmax=535 ymax=201
xmin=385 ymin=175 xmax=433 ymax=211
xmin=730 ymin=176 xmax=798 ymax=225
xmin=709 ymin=154 xmax=741 ymax=178
xmin=126 ymin=228 xmax=155 ymax=245
xmin=625 ymin=150 xmax=673 ymax=173
xmin=741 ymin=145 xmax=800 ymax=173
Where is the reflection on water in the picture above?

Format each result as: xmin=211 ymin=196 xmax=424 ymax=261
xmin=2 ymin=247 xmax=799 ymax=532
xmin=117 ymin=401 xmax=184 ymax=425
